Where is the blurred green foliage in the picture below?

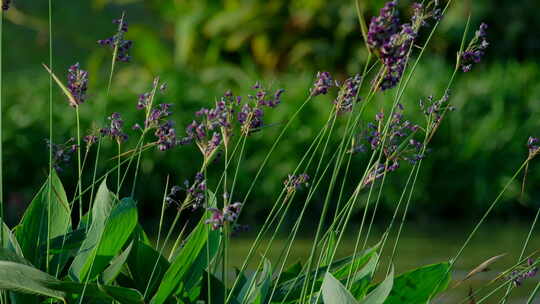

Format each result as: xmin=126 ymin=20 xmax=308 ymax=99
xmin=3 ymin=0 xmax=540 ymax=225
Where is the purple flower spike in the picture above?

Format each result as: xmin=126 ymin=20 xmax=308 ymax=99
xmin=357 ymin=103 xmax=430 ymax=185
xmin=284 ymin=173 xmax=310 ymax=193
xmin=367 ymin=1 xmax=400 ymax=50
xmin=155 ymin=121 xmax=177 ymax=151
xmin=67 ymin=63 xmax=89 ymax=107
xmin=367 ymin=1 xmax=442 ymax=90
xmin=506 ymin=258 xmax=538 ymax=287
xmin=83 ymin=135 xmax=98 ymax=148
xmin=460 ymin=23 xmax=489 ymax=72
xmin=311 ymin=72 xmax=334 ymax=96
xmin=98 ymin=15 xmax=133 ymax=63
xmin=367 ymin=1 xmax=416 ymax=90
xmin=166 ymin=173 xmax=206 ymax=210
xmin=182 ymin=85 xmax=283 ymax=157
xmin=101 ymin=112 xmax=128 ymax=144
xmin=334 ymin=75 xmax=362 ymax=114
xmin=205 ymin=202 xmax=243 ymax=230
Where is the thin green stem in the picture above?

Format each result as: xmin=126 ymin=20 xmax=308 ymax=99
xmin=76 ymin=107 xmax=83 ymax=222
xmin=222 ymin=142 xmax=229 ymax=299
xmin=527 ymin=282 xmax=540 ymax=304
xmin=87 ymin=11 xmax=124 ymax=223
xmin=0 ymin=8 xmax=5 ymax=304
xmin=45 ymin=0 xmax=53 ymax=275
xmin=204 ymin=166 xmax=212 ymax=304
xmin=117 ymin=142 xmax=121 ymax=197
xmin=0 ymin=0 xmax=4 ymax=241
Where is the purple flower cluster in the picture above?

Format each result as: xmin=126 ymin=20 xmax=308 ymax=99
xmin=145 ymin=103 xmax=172 ymax=128
xmin=507 ymin=258 xmax=538 ymax=287
xmin=155 ymin=120 xmax=177 ymax=151
xmin=166 ymin=173 xmax=207 ymax=210
xmin=367 ymin=1 xmax=400 ymax=52
xmin=67 ymin=63 xmax=88 ymax=107
xmin=461 ymin=23 xmax=489 ymax=72
xmin=2 ymin=0 xmax=11 ymax=11
xmin=311 ymin=72 xmax=335 ymax=96
xmin=98 ymin=16 xmax=133 ymax=62
xmin=419 ymin=92 xmax=454 ymax=129
xmin=367 ymin=1 xmax=413 ymax=90
xmin=144 ymin=103 xmax=178 ymax=151
xmin=183 ymin=84 xmax=283 ymax=158
xmin=184 ymin=172 xmax=207 ymax=209
xmin=284 ymin=173 xmax=310 ymax=193
xmin=355 ymin=105 xmax=424 ymax=185
xmin=101 ymin=112 xmax=128 ymax=143
xmin=45 ymin=138 xmax=78 ymax=172
xmin=368 ymin=1 xmax=441 ymax=90
xmin=133 ymin=79 xmax=180 ymax=151
xmin=206 ymin=202 xmax=242 ymax=230
xmin=239 ymin=83 xmax=284 ymax=135
xmin=83 ymin=134 xmax=98 ymax=148
xmin=411 ymin=2 xmax=442 ymax=28
xmin=137 ymin=92 xmax=151 ymax=110
xmin=334 ymin=75 xmax=362 ymax=114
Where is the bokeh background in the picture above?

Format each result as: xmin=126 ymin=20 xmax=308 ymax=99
xmin=3 ymin=0 xmax=540 ymax=302
xmin=4 ymin=0 xmax=540 ymax=224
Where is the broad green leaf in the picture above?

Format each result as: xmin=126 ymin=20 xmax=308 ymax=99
xmin=150 ymin=222 xmax=209 ymax=304
xmin=88 ymin=178 xmax=116 ymax=227
xmin=88 ymin=197 xmax=137 ymax=279
xmin=0 ymin=248 xmax=32 ymax=266
xmin=231 ymin=268 xmax=248 ymax=300
xmin=322 ymin=272 xmax=358 ymax=304
xmin=98 ymin=283 xmax=145 ymax=304
xmin=49 ymin=280 xmax=144 ymax=304
xmin=255 ymin=259 xmax=273 ymax=304
xmin=127 ymin=241 xmax=170 ymax=299
xmin=237 ymin=258 xmax=272 ymax=304
xmin=70 ymin=196 xmax=138 ymax=281
xmin=1 ymin=221 xmax=23 ymax=256
xmin=15 ymin=171 xmax=71 ymax=268
xmin=273 ymin=244 xmax=379 ymax=302
xmin=333 ymin=250 xmax=378 ymax=281
xmin=199 ymin=271 xmax=226 ymax=304
xmin=150 ymin=191 xmax=215 ymax=304
xmin=350 ymin=253 xmax=379 ymax=299
xmin=70 ymin=179 xmax=114 ymax=280
xmin=278 ymin=261 xmax=303 ymax=284
xmin=132 ymin=224 xmax=152 ymax=246
xmin=181 ymin=227 xmax=221 ymax=301
xmin=179 ymin=191 xmax=221 ymax=301
xmin=102 ymin=241 xmax=133 ymax=284
xmin=0 ymin=261 xmax=66 ymax=302
xmin=359 ymin=267 xmax=393 ymax=304
xmin=382 ymin=262 xmax=451 ymax=304
xmin=1 ymin=226 xmax=39 ymax=304
xmin=41 ymin=228 xmax=86 ymax=254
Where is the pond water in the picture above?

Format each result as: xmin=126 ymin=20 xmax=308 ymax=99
xmin=228 ymin=221 xmax=540 ymax=303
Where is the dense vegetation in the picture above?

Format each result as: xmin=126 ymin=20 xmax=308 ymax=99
xmin=2 ymin=0 xmax=540 ymax=223
xmin=0 ymin=0 xmax=539 ymax=303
